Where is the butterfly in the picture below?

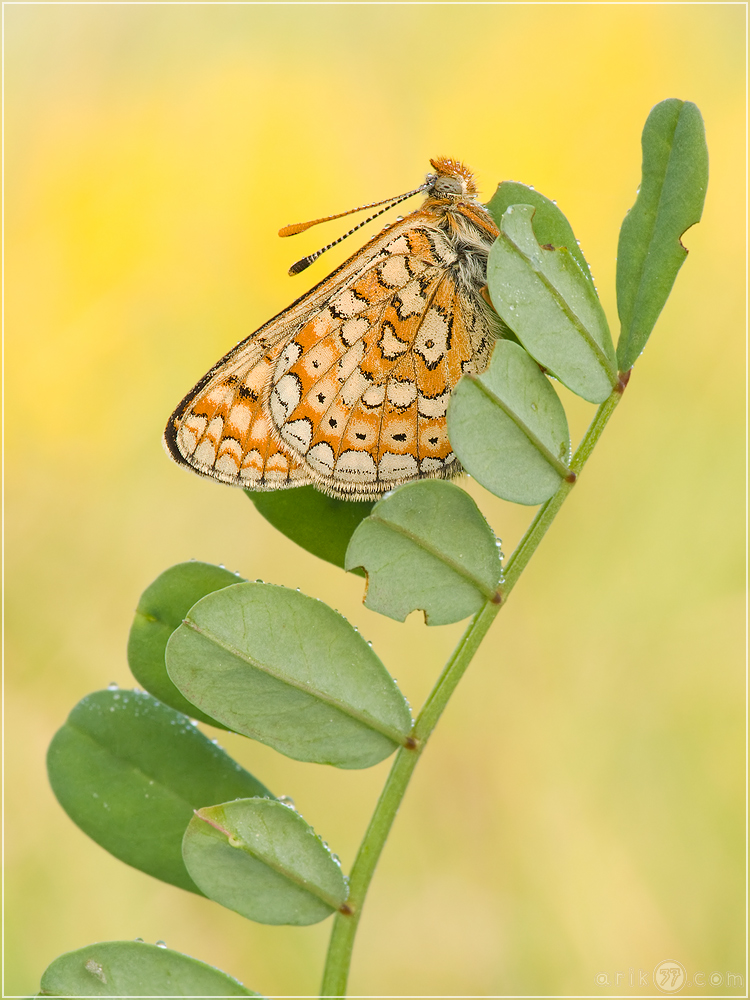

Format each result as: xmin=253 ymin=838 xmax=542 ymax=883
xmin=164 ymin=157 xmax=503 ymax=500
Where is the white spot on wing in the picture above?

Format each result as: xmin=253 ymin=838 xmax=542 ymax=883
xmin=335 ymin=450 xmax=377 ymax=482
xmin=270 ymin=373 xmax=301 ymax=424
xmin=417 ymin=389 xmax=451 ymax=418
xmin=193 ymin=440 xmax=218 ymax=468
xmin=307 ymin=441 xmax=335 ymax=474
xmin=414 ymin=308 xmax=449 ymax=367
xmin=387 ymin=380 xmax=417 ymax=408
xmin=227 ymin=405 xmax=252 ymax=435
xmin=281 ymin=418 xmax=312 ymax=452
xmin=378 ymin=452 xmax=419 ymax=480
xmin=379 ymin=256 xmax=409 ymax=287
xmin=205 ymin=416 xmax=224 ymax=443
xmin=337 ymin=341 xmax=365 ymax=381
xmin=274 ymin=340 xmax=302 ymax=379
xmin=330 ymin=289 xmax=365 ymax=318
xmin=379 ymin=323 xmax=409 ymax=359
xmin=397 ymin=280 xmax=427 ymax=317
xmin=361 ymin=384 xmax=386 ymax=408
xmin=340 ymin=317 xmax=369 ymax=346
xmin=340 ymin=369 xmax=371 ymax=407
xmin=215 ymin=453 xmax=240 ymax=476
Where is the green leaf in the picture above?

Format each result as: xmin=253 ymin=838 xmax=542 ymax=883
xmin=246 ymin=485 xmax=374 ymax=571
xmin=486 ymin=181 xmax=595 ymax=288
xmin=182 ymin=798 xmax=347 ymax=926
xmin=47 ymin=689 xmax=273 ymax=894
xmin=488 ymin=204 xmax=618 ymax=403
xmin=166 ymin=583 xmax=413 ymax=768
xmin=345 ymin=480 xmax=502 ymax=625
xmin=616 ymin=99 xmax=708 ymax=371
xmin=448 ymin=340 xmax=571 ymax=504
xmin=38 ymin=940 xmax=259 ymax=996
xmin=128 ymin=562 xmax=245 ymax=726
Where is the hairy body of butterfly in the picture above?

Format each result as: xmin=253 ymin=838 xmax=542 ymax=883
xmin=164 ymin=157 xmax=504 ymax=500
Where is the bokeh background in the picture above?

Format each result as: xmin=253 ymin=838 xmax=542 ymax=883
xmin=5 ymin=5 xmax=745 ymax=998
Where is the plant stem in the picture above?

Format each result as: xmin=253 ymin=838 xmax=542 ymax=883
xmin=319 ymin=382 xmax=626 ymax=998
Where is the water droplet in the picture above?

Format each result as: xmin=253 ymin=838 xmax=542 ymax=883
xmin=367 ymin=640 xmax=373 ymax=647
xmin=190 ymin=719 xmax=199 ymax=726
xmin=228 ymin=836 xmax=243 ymax=848
xmin=134 ymin=937 xmax=144 ymax=943
xmin=107 ymin=682 xmax=119 ymax=691
xmin=218 ymin=563 xmax=226 ymax=569
xmin=296 ymin=587 xmax=301 ymax=592
xmin=278 ymin=795 xmax=296 ymax=809
xmin=530 ymin=402 xmax=537 ymax=411
xmin=155 ymin=940 xmax=167 ymax=949
xmin=396 ymin=215 xmax=404 ymax=221
xmin=552 ymin=199 xmax=557 ymax=205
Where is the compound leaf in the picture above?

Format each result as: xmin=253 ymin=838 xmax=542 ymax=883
xmin=166 ymin=583 xmax=413 ymax=768
xmin=38 ymin=940 xmax=259 ymax=996
xmin=616 ymin=99 xmax=708 ymax=371
xmin=183 ymin=798 xmax=347 ymax=926
xmin=47 ymin=689 xmax=272 ymax=894
xmin=345 ymin=480 xmax=502 ymax=625
xmin=128 ymin=562 xmax=244 ymax=726
xmin=448 ymin=340 xmax=571 ymax=504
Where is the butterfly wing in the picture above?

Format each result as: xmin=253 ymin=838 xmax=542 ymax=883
xmin=163 ymin=231 xmax=414 ymax=490
xmin=267 ymin=219 xmax=499 ymax=499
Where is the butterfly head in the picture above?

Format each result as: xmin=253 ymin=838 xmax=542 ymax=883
xmin=427 ymin=157 xmax=478 ymax=199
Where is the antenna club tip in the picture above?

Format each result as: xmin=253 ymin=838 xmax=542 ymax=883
xmin=289 ymin=258 xmax=312 ymax=276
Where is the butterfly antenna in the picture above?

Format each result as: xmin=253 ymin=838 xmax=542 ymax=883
xmin=283 ymin=184 xmax=427 ymax=276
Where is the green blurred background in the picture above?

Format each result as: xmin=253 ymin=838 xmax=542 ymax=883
xmin=5 ymin=5 xmax=744 ymax=997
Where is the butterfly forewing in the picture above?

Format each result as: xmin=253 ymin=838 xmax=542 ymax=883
xmin=165 ymin=338 xmax=312 ymax=490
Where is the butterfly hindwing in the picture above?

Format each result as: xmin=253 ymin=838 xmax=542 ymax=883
xmin=267 ymin=218 xmax=498 ymax=498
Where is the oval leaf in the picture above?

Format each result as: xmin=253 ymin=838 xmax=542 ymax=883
xmin=128 ymin=562 xmax=245 ymax=726
xmin=39 ymin=940 xmax=259 ymax=997
xmin=47 ymin=689 xmax=273 ymax=894
xmin=448 ymin=340 xmax=571 ymax=504
xmin=166 ymin=583 xmax=413 ymax=768
xmin=345 ymin=480 xmax=502 ymax=625
xmin=182 ymin=798 xmax=347 ymax=926
xmin=486 ymin=181 xmax=595 ymax=288
xmin=616 ymin=99 xmax=708 ymax=371
xmin=488 ymin=204 xmax=617 ymax=403
xmin=246 ymin=485 xmax=373 ymax=570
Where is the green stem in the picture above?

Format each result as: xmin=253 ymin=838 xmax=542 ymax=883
xmin=320 ymin=381 xmax=626 ymax=998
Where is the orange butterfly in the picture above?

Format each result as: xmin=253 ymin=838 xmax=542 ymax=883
xmin=164 ymin=157 xmax=502 ymax=500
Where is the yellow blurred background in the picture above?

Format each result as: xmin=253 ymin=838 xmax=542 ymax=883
xmin=5 ymin=5 xmax=745 ymax=998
